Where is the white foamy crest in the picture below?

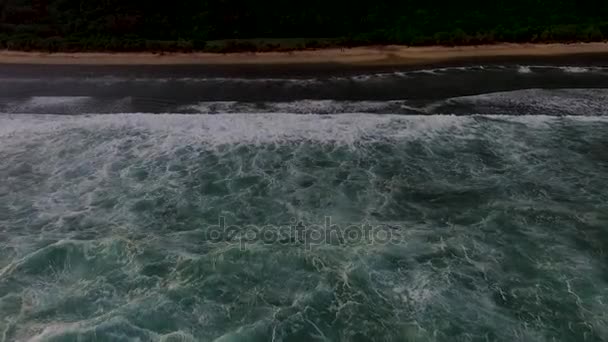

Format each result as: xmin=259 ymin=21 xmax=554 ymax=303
xmin=443 ymin=88 xmax=608 ymax=116
xmin=560 ymin=66 xmax=589 ymax=73
xmin=4 ymin=96 xmax=93 ymax=114
xmin=517 ymin=66 xmax=532 ymax=74
xmin=266 ymin=100 xmax=364 ymax=113
xmin=26 ymin=96 xmax=91 ymax=106
xmin=0 ymin=114 xmax=469 ymax=147
xmin=515 ymin=65 xmax=608 ymax=73
xmin=183 ymin=100 xmax=417 ymax=114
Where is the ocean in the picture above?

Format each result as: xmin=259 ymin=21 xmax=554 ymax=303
xmin=0 ymin=64 xmax=607 ymax=341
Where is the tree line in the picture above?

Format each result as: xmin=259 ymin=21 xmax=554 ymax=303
xmin=1 ymin=0 xmax=607 ymax=51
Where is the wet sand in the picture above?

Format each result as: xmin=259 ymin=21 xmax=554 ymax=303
xmin=1 ymin=43 xmax=608 ymax=67
xmin=2 ymin=64 xmax=608 ymax=111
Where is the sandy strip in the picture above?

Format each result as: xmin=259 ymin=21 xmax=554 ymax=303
xmin=0 ymin=43 xmax=608 ymax=65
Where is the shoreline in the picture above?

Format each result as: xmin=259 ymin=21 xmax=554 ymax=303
xmin=1 ymin=43 xmax=608 ymax=66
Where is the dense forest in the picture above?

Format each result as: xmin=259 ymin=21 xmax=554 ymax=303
xmin=1 ymin=0 xmax=608 ymax=51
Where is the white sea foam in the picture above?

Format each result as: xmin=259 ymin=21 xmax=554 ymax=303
xmin=26 ymin=322 xmax=82 ymax=342
xmin=1 ymin=108 xmax=607 ymax=342
xmin=0 ymin=113 xmax=470 ymax=146
xmin=411 ymin=69 xmax=438 ymax=75
xmin=517 ymin=66 xmax=532 ymax=74
xmin=3 ymin=96 xmax=93 ymax=114
xmin=480 ymin=114 xmax=608 ymax=129
xmin=2 ymin=113 xmax=606 ymax=146
xmin=183 ymin=99 xmax=416 ymax=114
xmin=23 ymin=316 xmax=181 ymax=342
xmin=513 ymin=65 xmax=608 ymax=75
xmin=1 ymin=65 xmax=606 ymax=89
xmin=441 ymin=88 xmax=608 ymax=115
xmin=23 ymin=96 xmax=91 ymax=107
xmin=560 ymin=66 xmax=589 ymax=73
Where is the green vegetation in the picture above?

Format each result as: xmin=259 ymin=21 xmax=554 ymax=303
xmin=1 ymin=0 xmax=607 ymax=52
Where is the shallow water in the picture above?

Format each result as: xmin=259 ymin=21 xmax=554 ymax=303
xmin=1 ymin=76 xmax=608 ymax=341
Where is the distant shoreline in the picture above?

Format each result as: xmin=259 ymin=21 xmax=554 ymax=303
xmin=1 ymin=43 xmax=608 ymax=66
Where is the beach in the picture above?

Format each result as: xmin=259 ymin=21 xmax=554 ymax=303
xmin=2 ymin=41 xmax=608 ymax=341
xmin=1 ymin=42 xmax=608 ymax=66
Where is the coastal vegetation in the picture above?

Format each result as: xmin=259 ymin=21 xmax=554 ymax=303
xmin=0 ymin=0 xmax=607 ymax=51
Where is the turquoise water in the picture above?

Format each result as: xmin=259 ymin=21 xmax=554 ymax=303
xmin=1 ymin=99 xmax=608 ymax=341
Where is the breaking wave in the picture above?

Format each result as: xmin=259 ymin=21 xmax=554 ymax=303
xmin=1 ymin=110 xmax=608 ymax=341
xmin=3 ymin=88 xmax=608 ymax=116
